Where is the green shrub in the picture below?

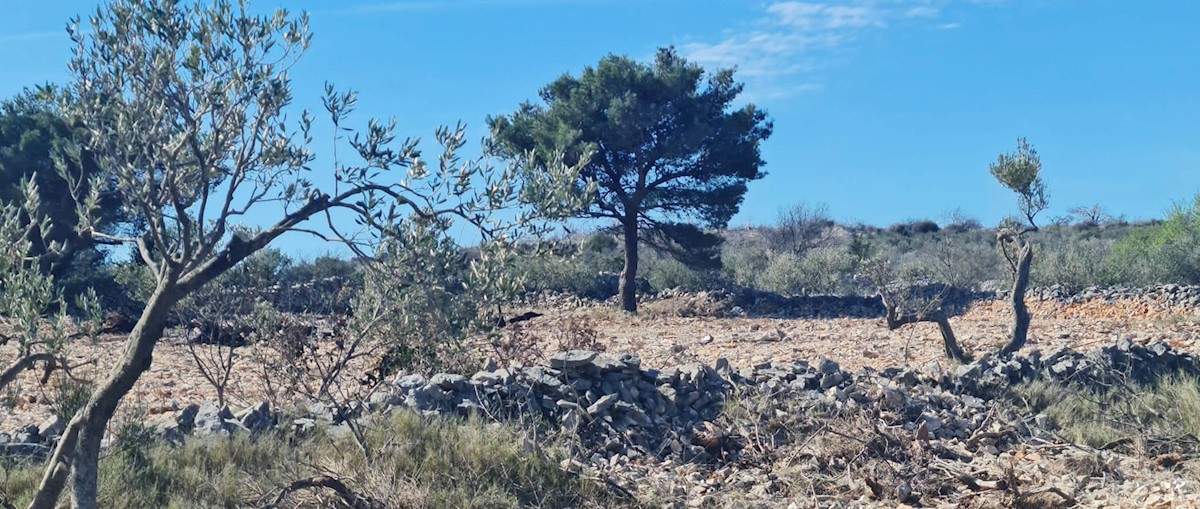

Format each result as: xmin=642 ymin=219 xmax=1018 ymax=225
xmin=1033 ymin=237 xmax=1116 ymax=292
xmin=643 ymin=256 xmax=717 ymax=292
xmin=757 ymin=247 xmax=854 ymax=296
xmin=1107 ymin=196 xmax=1200 ymax=286
xmin=281 ymin=254 xmax=359 ymax=286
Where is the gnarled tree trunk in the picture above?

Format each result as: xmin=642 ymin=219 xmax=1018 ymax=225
xmin=29 ymin=280 xmax=182 ymax=509
xmin=880 ymin=294 xmax=969 ymax=363
xmin=618 ymin=219 xmax=639 ymax=313
xmin=999 ymin=233 xmax=1033 ymax=355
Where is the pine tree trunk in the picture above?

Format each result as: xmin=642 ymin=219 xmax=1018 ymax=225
xmin=1000 ymin=239 xmax=1033 ymax=355
xmin=28 ymin=282 xmax=181 ymax=509
xmin=619 ymin=220 xmax=639 ymax=313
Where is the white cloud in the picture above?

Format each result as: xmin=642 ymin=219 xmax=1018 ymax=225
xmin=769 ymin=2 xmax=885 ymax=30
xmin=682 ymin=1 xmax=972 ymax=101
xmin=905 ymin=6 xmax=941 ymax=18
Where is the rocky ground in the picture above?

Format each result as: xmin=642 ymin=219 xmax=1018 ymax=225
xmin=2 ymin=286 xmax=1199 ymax=507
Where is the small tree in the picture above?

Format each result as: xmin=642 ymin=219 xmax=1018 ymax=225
xmin=866 ymin=258 xmax=969 ymax=363
xmin=765 ymin=202 xmax=835 ymax=256
xmin=490 ymin=47 xmax=773 ymax=312
xmin=989 ymin=137 xmax=1048 ymax=355
xmin=1067 ymin=203 xmax=1111 ymax=227
xmin=17 ymin=1 xmax=582 ymax=507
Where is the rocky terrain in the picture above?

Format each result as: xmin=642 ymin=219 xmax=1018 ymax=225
xmin=2 ymin=285 xmax=1199 ymax=507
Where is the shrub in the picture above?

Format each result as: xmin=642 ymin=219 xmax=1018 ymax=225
xmin=0 ymin=411 xmax=618 ymax=508
xmin=1033 ymin=237 xmax=1115 ymax=292
xmin=757 ymin=247 xmax=854 ymax=296
xmin=764 ymin=202 xmax=835 ymax=255
xmin=281 ymin=254 xmax=359 ymax=286
xmin=643 ymin=256 xmax=717 ymax=292
xmin=1013 ymin=375 xmax=1200 ymax=454
xmin=1107 ymin=195 xmax=1200 ymax=286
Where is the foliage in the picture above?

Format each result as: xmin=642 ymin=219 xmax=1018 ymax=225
xmin=0 ymin=177 xmax=101 ymax=394
xmin=11 ymin=0 xmax=586 ymax=505
xmin=512 ymin=235 xmax=623 ymax=298
xmin=282 ymin=254 xmax=359 ymax=286
xmin=0 ymin=411 xmax=622 ymax=508
xmin=1107 ymin=195 xmax=1200 ymax=285
xmin=1014 ymin=376 xmax=1200 ymax=454
xmin=642 ymin=255 xmax=715 ymax=292
xmin=1032 ymin=236 xmax=1116 ymax=292
xmin=887 ymin=219 xmax=940 ymax=236
xmin=0 ymin=87 xmax=124 ymax=261
xmin=490 ymin=46 xmax=771 ymax=310
xmin=756 ymin=248 xmax=854 ymax=296
xmin=989 ymin=137 xmax=1048 ymax=227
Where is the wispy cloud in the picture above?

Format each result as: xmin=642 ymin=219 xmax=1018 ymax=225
xmin=682 ymin=1 xmax=971 ymax=101
xmin=0 ymin=31 xmax=61 ymax=43
xmin=905 ymin=6 xmax=941 ymax=18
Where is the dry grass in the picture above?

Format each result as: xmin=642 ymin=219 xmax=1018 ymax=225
xmin=0 ymin=410 xmax=635 ymax=509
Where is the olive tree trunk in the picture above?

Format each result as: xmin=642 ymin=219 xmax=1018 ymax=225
xmin=880 ymin=294 xmax=969 ymax=363
xmin=999 ymin=234 xmax=1033 ymax=355
xmin=619 ymin=219 xmax=639 ymax=313
xmin=29 ymin=279 xmax=183 ymax=509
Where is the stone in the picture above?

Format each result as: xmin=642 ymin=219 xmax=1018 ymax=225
xmin=193 ymin=402 xmax=234 ymax=436
xmin=562 ymin=409 xmax=582 ymax=431
xmin=587 ymin=394 xmax=619 ymax=416
xmin=236 ymin=401 xmax=272 ymax=432
xmin=12 ymin=424 xmax=39 ymax=444
xmin=919 ymin=413 xmax=943 ymax=433
xmin=817 ymin=358 xmax=840 ymax=374
xmin=38 ymin=415 xmax=64 ymax=439
xmin=396 ymin=374 xmax=427 ymax=390
xmin=548 ymin=350 xmax=598 ymax=369
xmin=177 ymin=403 xmax=200 ymax=432
xmin=367 ymin=391 xmax=401 ymax=410
xmin=429 ymin=373 xmax=466 ymax=391
xmin=0 ymin=443 xmax=51 ymax=461
xmin=819 ymin=372 xmax=843 ymax=390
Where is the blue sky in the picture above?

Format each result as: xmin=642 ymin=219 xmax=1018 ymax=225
xmin=2 ymin=0 xmax=1199 ymax=256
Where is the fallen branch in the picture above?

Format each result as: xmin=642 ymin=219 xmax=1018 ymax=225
xmin=260 ymin=476 xmax=381 ymax=509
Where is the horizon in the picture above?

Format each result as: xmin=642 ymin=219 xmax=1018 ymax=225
xmin=2 ymin=0 xmax=1198 ymax=258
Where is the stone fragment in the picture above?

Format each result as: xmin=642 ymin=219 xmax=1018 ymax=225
xmin=549 ymin=350 xmax=598 ymax=369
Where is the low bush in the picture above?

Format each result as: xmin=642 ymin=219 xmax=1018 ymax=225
xmin=1012 ymin=375 xmax=1200 ymax=454
xmin=0 ymin=411 xmax=625 ymax=508
xmin=1033 ymin=236 xmax=1116 ymax=292
xmin=756 ymin=247 xmax=855 ymax=296
xmin=1107 ymin=196 xmax=1200 ymax=286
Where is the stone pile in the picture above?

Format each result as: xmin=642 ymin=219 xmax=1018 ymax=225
xmin=1032 ymin=283 xmax=1200 ymax=307
xmin=3 ymin=342 xmax=1196 ymax=475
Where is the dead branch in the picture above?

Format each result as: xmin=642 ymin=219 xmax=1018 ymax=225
xmin=260 ymin=475 xmax=382 ymax=509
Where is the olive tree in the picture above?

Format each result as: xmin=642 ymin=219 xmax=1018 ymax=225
xmin=19 ymin=1 xmax=582 ymax=507
xmin=866 ymin=138 xmax=1048 ymax=361
xmin=0 ymin=178 xmax=100 ymax=394
xmin=990 ymin=137 xmax=1048 ymax=355
xmin=865 ymin=257 xmax=969 ymax=363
